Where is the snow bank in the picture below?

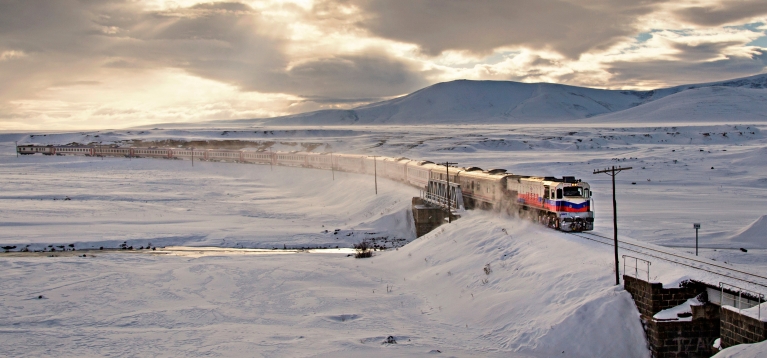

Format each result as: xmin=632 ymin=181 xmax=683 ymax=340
xmin=728 ymin=215 xmax=767 ymax=248
xmin=714 ymin=340 xmax=767 ymax=358
xmin=374 ymin=212 xmax=650 ymax=357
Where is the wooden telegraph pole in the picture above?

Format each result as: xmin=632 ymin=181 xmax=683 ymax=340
xmin=331 ymin=152 xmax=334 ymax=180
xmin=593 ymin=165 xmax=632 ymax=285
xmin=442 ymin=162 xmax=457 ymax=223
xmin=191 ymin=147 xmax=194 ymax=167
xmin=373 ymin=156 xmax=378 ymax=195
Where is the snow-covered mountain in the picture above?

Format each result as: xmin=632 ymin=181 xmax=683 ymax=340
xmin=255 ymin=73 xmax=767 ymax=125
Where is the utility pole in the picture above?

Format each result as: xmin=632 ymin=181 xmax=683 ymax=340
xmin=593 ymin=165 xmax=632 ymax=286
xmin=191 ymin=147 xmax=194 ymax=167
xmin=373 ymin=156 xmax=378 ymax=195
xmin=15 ymin=141 xmax=18 ymax=158
xmin=269 ymin=147 xmax=273 ymax=171
xmin=331 ymin=152 xmax=334 ymax=180
xmin=442 ymin=162 xmax=458 ymax=223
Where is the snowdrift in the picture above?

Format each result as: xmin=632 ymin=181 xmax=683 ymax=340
xmin=375 ymin=212 xmax=649 ymax=357
xmin=714 ymin=340 xmax=767 ymax=358
xmin=728 ymin=215 xmax=767 ymax=247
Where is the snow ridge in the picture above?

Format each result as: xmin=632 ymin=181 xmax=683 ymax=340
xmin=252 ymin=73 xmax=767 ymax=125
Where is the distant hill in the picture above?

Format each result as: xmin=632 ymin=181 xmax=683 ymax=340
xmin=583 ymin=86 xmax=767 ymax=124
xmin=249 ymin=73 xmax=767 ymax=125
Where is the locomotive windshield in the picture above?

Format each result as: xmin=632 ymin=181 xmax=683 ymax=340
xmin=562 ymin=186 xmax=583 ymax=197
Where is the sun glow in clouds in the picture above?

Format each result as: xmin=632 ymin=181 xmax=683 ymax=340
xmin=0 ymin=0 xmax=765 ymax=129
xmin=1 ymin=69 xmax=303 ymax=130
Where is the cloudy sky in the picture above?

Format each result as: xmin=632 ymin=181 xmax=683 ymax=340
xmin=1 ymin=0 xmax=766 ymax=130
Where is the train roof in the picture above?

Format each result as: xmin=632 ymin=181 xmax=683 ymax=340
xmin=485 ymin=168 xmax=507 ymax=174
xmin=520 ymin=176 xmax=583 ymax=184
xmin=54 ymin=145 xmax=95 ymax=148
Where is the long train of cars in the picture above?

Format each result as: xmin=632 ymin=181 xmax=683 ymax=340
xmin=17 ymin=144 xmax=594 ymax=231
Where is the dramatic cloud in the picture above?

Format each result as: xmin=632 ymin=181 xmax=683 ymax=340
xmin=674 ymin=1 xmax=767 ymax=26
xmin=347 ymin=0 xmax=667 ymax=58
xmin=0 ymin=0 xmax=765 ymax=129
xmin=607 ymin=49 xmax=767 ymax=88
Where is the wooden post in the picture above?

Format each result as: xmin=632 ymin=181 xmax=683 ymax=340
xmin=594 ymin=165 xmax=632 ymax=285
xmin=443 ymin=162 xmax=458 ymax=223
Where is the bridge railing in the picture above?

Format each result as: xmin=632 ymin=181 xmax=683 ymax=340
xmin=717 ymin=282 xmax=765 ymax=319
xmin=622 ymin=255 xmax=651 ymax=282
xmin=421 ymin=179 xmax=464 ymax=211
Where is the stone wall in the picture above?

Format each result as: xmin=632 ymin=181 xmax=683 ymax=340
xmin=623 ymin=275 xmax=704 ymax=318
xmin=720 ymin=306 xmax=767 ymax=348
xmin=411 ymin=198 xmax=452 ymax=237
xmin=645 ymin=304 xmax=720 ymax=358
xmin=623 ymin=275 xmax=767 ymax=355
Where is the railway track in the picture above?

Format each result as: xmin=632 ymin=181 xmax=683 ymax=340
xmin=564 ymin=231 xmax=767 ymax=290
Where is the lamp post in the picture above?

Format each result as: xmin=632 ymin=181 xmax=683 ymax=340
xmin=694 ymin=223 xmax=701 ymax=256
xmin=594 ymin=165 xmax=633 ymax=286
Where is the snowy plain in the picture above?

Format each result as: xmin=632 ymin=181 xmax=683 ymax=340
xmin=3 ymin=122 xmax=767 ymax=357
xmin=3 ymin=74 xmax=767 ymax=356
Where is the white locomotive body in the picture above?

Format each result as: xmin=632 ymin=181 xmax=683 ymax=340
xmin=507 ymin=176 xmax=593 ymax=231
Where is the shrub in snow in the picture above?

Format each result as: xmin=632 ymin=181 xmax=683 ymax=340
xmin=484 ymin=264 xmax=492 ymax=275
xmin=354 ymin=240 xmax=372 ymax=258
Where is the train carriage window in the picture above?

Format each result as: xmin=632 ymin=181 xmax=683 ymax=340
xmin=556 ymin=189 xmax=563 ymax=199
xmin=584 ymin=189 xmax=590 ymax=198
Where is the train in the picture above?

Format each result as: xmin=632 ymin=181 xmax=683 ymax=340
xmin=16 ymin=144 xmax=594 ymax=231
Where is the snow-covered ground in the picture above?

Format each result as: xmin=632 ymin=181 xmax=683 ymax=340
xmin=2 ymin=120 xmax=767 ymax=356
xmin=0 ymin=152 xmax=415 ymax=250
xmin=1 ymin=211 xmax=652 ymax=357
